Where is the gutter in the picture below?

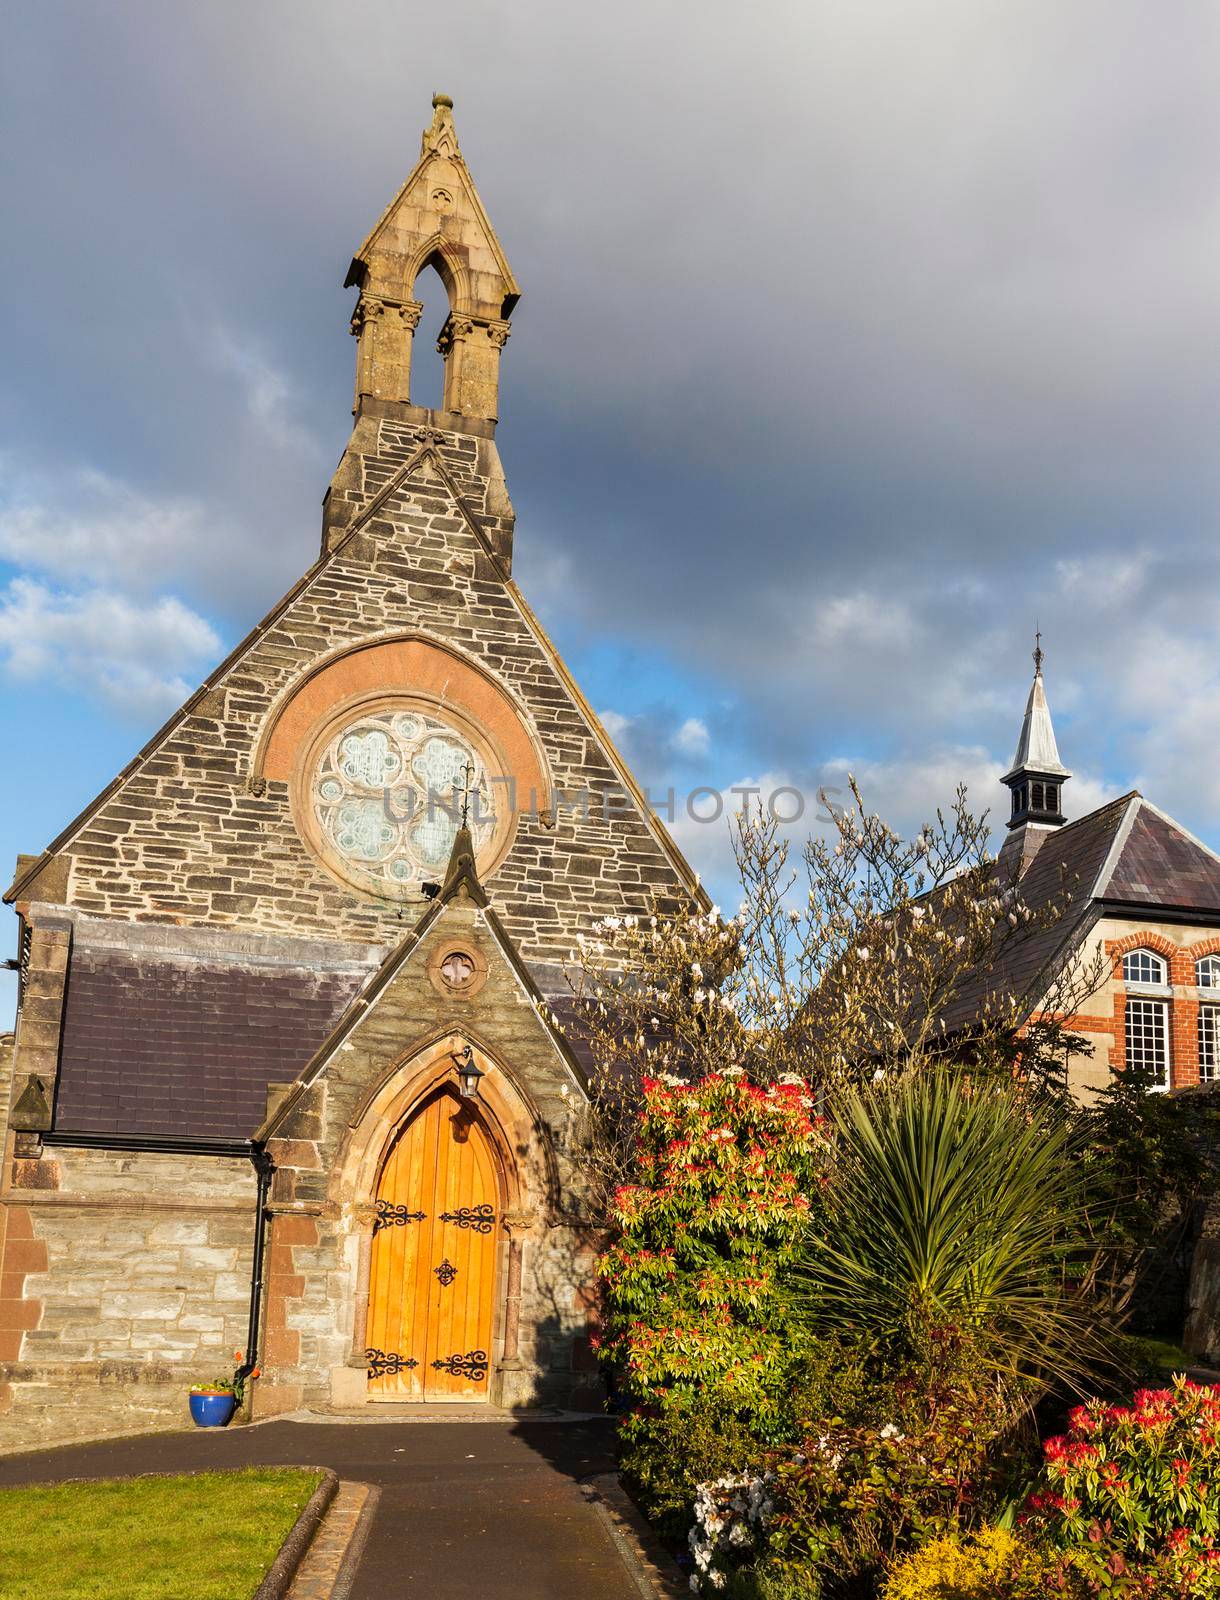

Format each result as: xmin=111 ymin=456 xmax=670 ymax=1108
xmin=41 ymin=1130 xmax=274 ymax=1398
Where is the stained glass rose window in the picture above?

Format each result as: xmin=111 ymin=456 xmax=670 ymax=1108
xmin=310 ymin=708 xmax=497 ymax=895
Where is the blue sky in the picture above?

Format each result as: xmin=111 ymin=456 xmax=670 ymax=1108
xmin=4 ymin=0 xmax=1220 ymax=1026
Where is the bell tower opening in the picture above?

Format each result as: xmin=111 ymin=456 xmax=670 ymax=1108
xmin=323 ymin=94 xmax=521 ymax=555
xmin=410 ymin=260 xmax=450 ymax=413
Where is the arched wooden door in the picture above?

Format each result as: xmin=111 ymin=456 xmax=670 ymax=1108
xmin=365 ymin=1087 xmax=500 ymax=1401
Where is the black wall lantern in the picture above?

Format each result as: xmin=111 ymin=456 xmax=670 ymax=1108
xmin=452 ymin=1044 xmax=484 ymax=1100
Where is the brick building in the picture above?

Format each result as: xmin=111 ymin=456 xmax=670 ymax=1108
xmin=988 ymin=642 xmax=1220 ymax=1362
xmin=990 ymin=640 xmax=1220 ymax=1105
xmin=0 ymin=96 xmax=700 ymax=1446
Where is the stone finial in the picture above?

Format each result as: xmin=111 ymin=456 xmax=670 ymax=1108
xmin=422 ymin=93 xmax=460 ymax=159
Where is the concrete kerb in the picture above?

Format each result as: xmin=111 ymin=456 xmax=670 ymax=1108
xmin=254 ymin=1467 xmax=339 ymax=1600
xmin=581 ymin=1473 xmax=688 ymax=1599
xmin=268 ymin=1405 xmax=604 ymax=1425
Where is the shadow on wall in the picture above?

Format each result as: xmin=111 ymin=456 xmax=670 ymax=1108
xmin=515 ymin=1209 xmax=607 ymax=1414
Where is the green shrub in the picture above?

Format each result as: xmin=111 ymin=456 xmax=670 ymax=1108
xmin=1023 ymin=1376 xmax=1220 ymax=1596
xmin=683 ymin=1334 xmax=1033 ymax=1597
xmin=623 ymin=1397 xmax=766 ymax=1540
xmin=598 ymin=1070 xmax=829 ymax=1528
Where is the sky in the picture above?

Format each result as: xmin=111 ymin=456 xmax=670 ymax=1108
xmin=3 ymin=0 xmax=1220 ymax=1025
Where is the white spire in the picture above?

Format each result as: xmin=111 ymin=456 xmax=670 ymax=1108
xmin=1006 ymin=653 xmax=1069 ymax=780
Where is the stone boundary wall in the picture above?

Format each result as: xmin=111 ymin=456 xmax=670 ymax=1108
xmin=0 ymin=1145 xmax=255 ymax=1450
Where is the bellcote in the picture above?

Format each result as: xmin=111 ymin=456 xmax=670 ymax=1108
xmin=1002 ymin=636 xmax=1070 ymax=834
xmin=345 ymin=94 xmax=520 ymax=425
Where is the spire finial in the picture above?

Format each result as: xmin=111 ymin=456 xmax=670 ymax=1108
xmin=1033 ymin=626 xmax=1044 ymax=675
xmin=421 ymin=92 xmax=460 ymax=157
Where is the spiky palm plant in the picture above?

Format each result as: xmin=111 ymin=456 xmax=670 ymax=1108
xmin=789 ymin=1069 xmax=1102 ymax=1394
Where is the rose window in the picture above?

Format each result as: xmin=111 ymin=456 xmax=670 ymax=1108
xmin=310 ymin=709 xmax=496 ymax=895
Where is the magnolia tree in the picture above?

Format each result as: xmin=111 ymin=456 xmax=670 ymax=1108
xmin=567 ymin=780 xmax=1103 ymax=1205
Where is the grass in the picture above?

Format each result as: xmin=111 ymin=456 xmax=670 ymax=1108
xmin=0 ymin=1467 xmax=325 ymax=1600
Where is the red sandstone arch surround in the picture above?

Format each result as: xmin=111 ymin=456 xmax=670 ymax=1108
xmin=254 ymin=632 xmax=552 ymax=812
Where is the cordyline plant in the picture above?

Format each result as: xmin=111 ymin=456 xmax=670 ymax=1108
xmin=787 ymin=1071 xmax=1102 ymax=1397
xmin=567 ymin=781 xmax=1102 ymax=1207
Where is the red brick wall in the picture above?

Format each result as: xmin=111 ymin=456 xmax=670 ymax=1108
xmin=1104 ymin=932 xmax=1220 ymax=1091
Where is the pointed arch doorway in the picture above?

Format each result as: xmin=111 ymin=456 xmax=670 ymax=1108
xmin=365 ymin=1085 xmax=502 ymax=1400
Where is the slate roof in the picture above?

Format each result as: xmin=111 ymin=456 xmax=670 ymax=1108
xmin=944 ymin=793 xmax=1220 ymax=1031
xmin=1100 ymin=800 xmax=1220 ymax=911
xmin=55 ymin=943 xmax=377 ymax=1140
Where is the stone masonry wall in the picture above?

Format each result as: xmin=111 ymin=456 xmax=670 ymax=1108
xmin=254 ymin=891 xmax=602 ymax=1416
xmin=0 ymin=1146 xmax=255 ymax=1449
xmin=31 ymin=418 xmax=691 ymax=973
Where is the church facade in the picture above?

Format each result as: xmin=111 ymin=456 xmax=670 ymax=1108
xmin=0 ymin=96 xmax=700 ymax=1446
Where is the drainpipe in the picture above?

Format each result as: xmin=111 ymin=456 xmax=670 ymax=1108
xmin=235 ymin=1141 xmax=274 ymax=1396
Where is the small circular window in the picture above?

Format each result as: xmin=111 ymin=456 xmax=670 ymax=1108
xmin=439 ymin=951 xmax=477 ymax=988
xmin=300 ymin=702 xmax=506 ymax=899
xmin=427 ymin=941 xmax=488 ymax=997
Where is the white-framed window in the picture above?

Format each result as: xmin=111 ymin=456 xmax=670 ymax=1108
xmin=1199 ymin=1005 xmax=1220 ymax=1083
xmin=1195 ymin=954 xmax=1220 ymax=989
xmin=1125 ymin=997 xmax=1170 ymax=1090
xmin=1123 ymin=948 xmax=1169 ymax=988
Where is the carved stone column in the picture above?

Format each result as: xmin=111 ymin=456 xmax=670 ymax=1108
xmin=351 ymin=294 xmax=423 ymax=409
xmin=437 ymin=313 xmax=511 ymax=420
xmin=499 ymin=1206 xmax=536 ymax=1368
xmin=345 ymin=1199 xmax=380 ymax=1367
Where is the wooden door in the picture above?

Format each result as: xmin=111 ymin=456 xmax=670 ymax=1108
xmin=365 ymin=1088 xmax=499 ymax=1401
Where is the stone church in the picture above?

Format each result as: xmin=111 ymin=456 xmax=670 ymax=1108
xmin=0 ymin=95 xmax=701 ymax=1446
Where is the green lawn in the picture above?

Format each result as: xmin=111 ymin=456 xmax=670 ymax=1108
xmin=0 ymin=1467 xmax=325 ymax=1600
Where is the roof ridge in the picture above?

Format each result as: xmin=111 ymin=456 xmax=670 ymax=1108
xmin=1033 ymin=788 xmax=1139 ymax=844
xmin=1088 ymin=794 xmax=1143 ymax=903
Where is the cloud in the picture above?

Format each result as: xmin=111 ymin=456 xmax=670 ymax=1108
xmin=205 ymin=325 xmax=325 ymax=460
xmin=671 ymin=717 xmax=710 ymax=759
xmin=0 ymin=577 xmax=222 ymax=717
xmin=598 ymin=708 xmax=632 ymax=742
xmin=811 ymin=592 xmax=921 ymax=653
xmin=2 ymin=0 xmax=1220 ymax=881
xmin=0 ymin=467 xmax=212 ymax=594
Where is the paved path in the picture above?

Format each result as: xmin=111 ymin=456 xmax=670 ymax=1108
xmin=0 ymin=1416 xmax=649 ymax=1600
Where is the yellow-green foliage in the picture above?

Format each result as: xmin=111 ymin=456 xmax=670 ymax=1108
xmin=881 ymin=1526 xmax=1042 ymax=1600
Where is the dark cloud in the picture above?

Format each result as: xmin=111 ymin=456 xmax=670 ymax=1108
xmin=2 ymin=0 xmax=1219 ymax=931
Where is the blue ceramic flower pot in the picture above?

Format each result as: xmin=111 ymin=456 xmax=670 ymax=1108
xmin=189 ymin=1391 xmax=237 ymax=1428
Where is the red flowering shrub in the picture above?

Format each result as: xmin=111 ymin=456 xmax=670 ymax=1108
xmin=1023 ymin=1376 xmax=1220 ymax=1596
xmin=597 ymin=1071 xmax=829 ymax=1530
